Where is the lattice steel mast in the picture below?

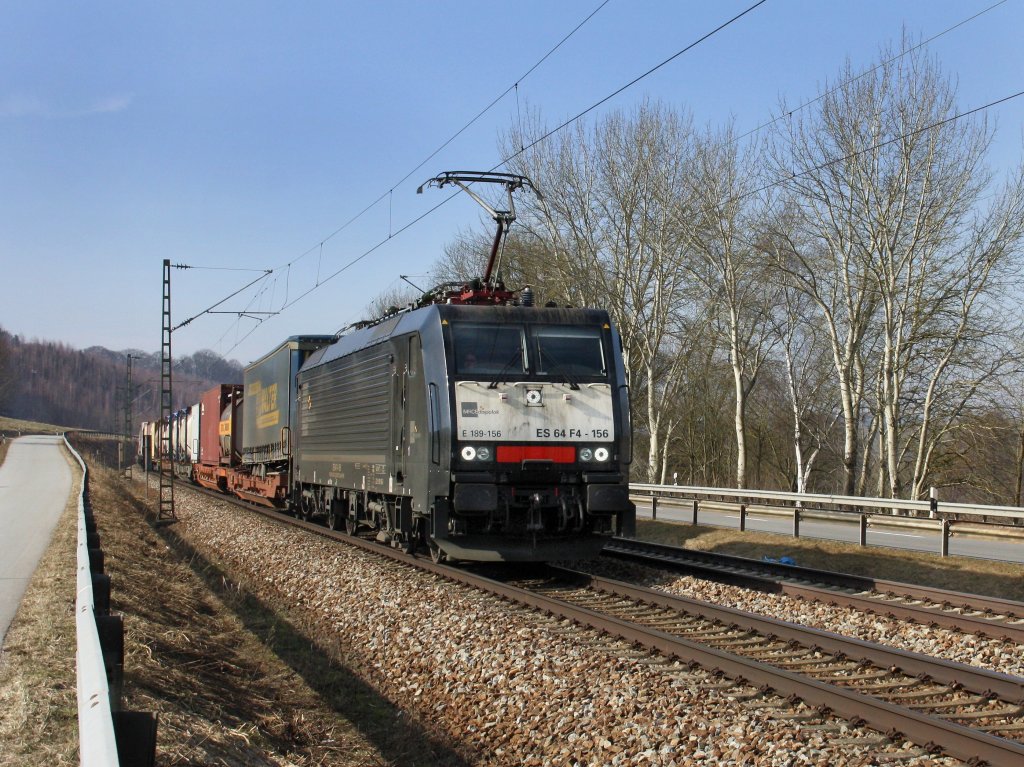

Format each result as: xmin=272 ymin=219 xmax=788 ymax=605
xmin=158 ymin=259 xmax=176 ymax=521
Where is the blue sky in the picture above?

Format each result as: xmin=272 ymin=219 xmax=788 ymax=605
xmin=2 ymin=0 xmax=1022 ymax=365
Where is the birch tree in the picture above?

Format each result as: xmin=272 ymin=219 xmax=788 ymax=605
xmin=768 ymin=39 xmax=1024 ymax=498
xmin=679 ymin=125 xmax=779 ymax=488
xmin=502 ymin=102 xmax=700 ymax=481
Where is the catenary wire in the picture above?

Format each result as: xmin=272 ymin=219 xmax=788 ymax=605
xmin=221 ymin=1 xmax=1009 ymax=360
xmin=220 ymin=1 xmax=768 ymax=356
xmin=739 ymin=88 xmax=1024 ymax=205
xmin=267 ymin=0 xmax=613 ymax=277
xmin=205 ymin=0 xmax=613 ymax=356
xmin=731 ymin=0 xmax=1009 ymax=146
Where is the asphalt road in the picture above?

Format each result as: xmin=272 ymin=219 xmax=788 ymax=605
xmin=634 ymin=498 xmax=1024 ymax=565
xmin=0 ymin=435 xmax=72 ymax=645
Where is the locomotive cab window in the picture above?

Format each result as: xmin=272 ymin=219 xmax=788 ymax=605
xmin=533 ymin=326 xmax=607 ymax=378
xmin=452 ymin=324 xmax=526 ymax=375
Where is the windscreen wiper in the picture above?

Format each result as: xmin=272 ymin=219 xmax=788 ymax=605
xmin=539 ymin=347 xmax=581 ymax=390
xmin=487 ymin=350 xmax=526 ymax=389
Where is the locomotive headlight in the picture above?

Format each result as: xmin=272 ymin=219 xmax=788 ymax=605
xmin=579 ymin=447 xmax=594 ymax=462
xmin=594 ymin=447 xmax=611 ymax=462
xmin=525 ymin=388 xmax=543 ymax=406
xmin=460 ymin=445 xmax=491 ymax=461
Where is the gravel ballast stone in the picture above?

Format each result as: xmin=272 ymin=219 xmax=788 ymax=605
xmin=161 ymin=487 xmax=964 ymax=766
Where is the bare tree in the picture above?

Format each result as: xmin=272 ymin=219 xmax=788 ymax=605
xmin=770 ymin=283 xmax=841 ymax=493
xmin=502 ymin=101 xmax=700 ymax=481
xmin=678 ymin=125 xmax=779 ymax=488
xmin=767 ymin=38 xmax=1024 ymax=498
xmin=0 ymin=328 xmax=15 ymax=413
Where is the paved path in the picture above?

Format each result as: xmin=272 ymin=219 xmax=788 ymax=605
xmin=0 ymin=435 xmax=73 ymax=645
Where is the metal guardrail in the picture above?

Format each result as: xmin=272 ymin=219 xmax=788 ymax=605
xmin=630 ymin=483 xmax=1024 ymax=521
xmin=66 ymin=436 xmax=156 ymax=767
xmin=69 ymin=437 xmax=120 ymax=765
xmin=629 ymin=483 xmax=1024 ymax=557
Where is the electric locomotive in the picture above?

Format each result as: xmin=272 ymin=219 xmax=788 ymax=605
xmin=291 ymin=299 xmax=635 ymax=561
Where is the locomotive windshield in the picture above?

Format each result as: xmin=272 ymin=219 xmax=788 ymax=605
xmin=452 ymin=324 xmax=527 ymax=375
xmin=452 ymin=322 xmax=607 ymax=379
xmin=533 ymin=326 xmax=606 ymax=377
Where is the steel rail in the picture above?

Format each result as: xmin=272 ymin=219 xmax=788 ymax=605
xmin=603 ymin=538 xmax=1024 ymax=644
xmin=176 ymin=483 xmax=1024 ymax=764
xmin=554 ymin=567 xmax=1024 ymax=705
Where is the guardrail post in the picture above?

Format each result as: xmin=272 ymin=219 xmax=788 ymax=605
xmin=91 ymin=573 xmax=111 ymax=615
xmin=651 ymin=496 xmax=658 ymax=521
xmin=940 ymin=519 xmax=950 ymax=557
xmin=96 ymin=614 xmax=125 ymax=708
xmin=113 ymin=711 xmax=158 ymax=767
xmin=793 ymin=508 xmax=801 ymax=538
xmin=859 ymin=514 xmax=867 ymax=546
xmin=691 ymin=500 xmax=698 ymax=525
xmin=89 ymin=547 xmax=105 ymax=575
xmin=739 ymin=503 xmax=746 ymax=532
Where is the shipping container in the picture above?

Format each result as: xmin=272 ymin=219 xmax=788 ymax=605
xmin=241 ymin=336 xmax=334 ymax=466
xmin=194 ymin=384 xmax=242 ymax=492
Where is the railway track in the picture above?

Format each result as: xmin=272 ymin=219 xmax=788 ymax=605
xmin=603 ymin=537 xmax=1024 ymax=644
xmin=505 ymin=565 xmax=1024 ymax=766
xmin=171 ymin=482 xmax=1024 ymax=764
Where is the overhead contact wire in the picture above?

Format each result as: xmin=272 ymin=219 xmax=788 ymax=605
xmin=732 ymin=0 xmax=1010 ymax=146
xmin=269 ymin=0 xmax=612 ymax=277
xmin=224 ymin=0 xmax=770 ymax=354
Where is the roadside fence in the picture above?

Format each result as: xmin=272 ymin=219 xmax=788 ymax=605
xmin=630 ymin=483 xmax=1024 ymax=557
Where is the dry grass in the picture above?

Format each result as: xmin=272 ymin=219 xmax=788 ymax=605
xmin=87 ymin=459 xmax=462 ymax=766
xmin=635 ymin=519 xmax=1024 ymax=602
xmin=0 ymin=450 xmax=80 ymax=766
xmin=0 ymin=415 xmax=75 ymax=435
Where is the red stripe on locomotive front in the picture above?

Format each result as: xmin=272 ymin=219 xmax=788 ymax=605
xmin=496 ymin=445 xmax=576 ymax=463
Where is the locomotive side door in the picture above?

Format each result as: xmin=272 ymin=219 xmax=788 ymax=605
xmin=402 ymin=334 xmax=428 ymax=511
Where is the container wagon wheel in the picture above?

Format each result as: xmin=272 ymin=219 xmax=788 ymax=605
xmin=326 ymin=501 xmax=343 ymax=531
xmin=428 ymin=541 xmax=444 ymax=564
xmin=345 ymin=515 xmax=358 ymax=536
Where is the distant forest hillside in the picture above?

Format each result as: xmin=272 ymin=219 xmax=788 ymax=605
xmin=0 ymin=327 xmax=243 ymax=432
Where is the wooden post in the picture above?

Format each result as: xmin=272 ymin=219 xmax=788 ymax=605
xmin=651 ymin=496 xmax=658 ymax=521
xmin=859 ymin=514 xmax=867 ymax=546
xmin=739 ymin=503 xmax=746 ymax=532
